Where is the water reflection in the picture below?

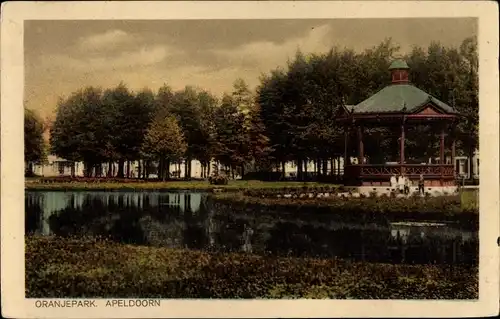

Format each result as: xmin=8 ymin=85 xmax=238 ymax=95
xmin=25 ymin=191 xmax=478 ymax=265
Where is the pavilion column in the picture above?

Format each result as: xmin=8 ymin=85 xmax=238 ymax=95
xmin=357 ymin=126 xmax=364 ymax=164
xmin=440 ymin=126 xmax=445 ymax=185
xmin=343 ymin=125 xmax=349 ymax=168
xmin=400 ymin=122 xmax=405 ymax=175
xmin=451 ymin=124 xmax=456 ymax=175
xmin=451 ymin=139 xmax=456 ymax=165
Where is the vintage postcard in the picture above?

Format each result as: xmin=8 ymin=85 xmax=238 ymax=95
xmin=1 ymin=1 xmax=499 ymax=318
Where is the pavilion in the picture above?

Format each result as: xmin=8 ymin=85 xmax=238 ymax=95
xmin=337 ymin=59 xmax=460 ymax=190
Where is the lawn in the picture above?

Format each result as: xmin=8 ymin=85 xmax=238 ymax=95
xmin=460 ymin=187 xmax=479 ymax=210
xmin=26 ymin=236 xmax=478 ymax=299
xmin=25 ymin=179 xmax=338 ymax=191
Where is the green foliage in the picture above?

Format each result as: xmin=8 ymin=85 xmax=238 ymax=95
xmin=209 ymin=174 xmax=229 ymax=185
xmin=213 ymin=94 xmax=250 ymax=170
xmin=26 ymin=236 xmax=478 ymax=299
xmin=24 ymin=108 xmax=46 ymax=166
xmin=46 ymin=37 xmax=477 ymax=180
xmin=405 ymin=37 xmax=478 ymax=160
xmin=50 ymin=87 xmax=109 ymax=169
xmin=256 ymin=38 xmax=478 ymax=170
xmin=142 ymin=113 xmax=187 ymax=161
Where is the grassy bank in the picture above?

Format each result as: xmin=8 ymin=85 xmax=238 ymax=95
xmin=26 ymin=236 xmax=477 ymax=299
xmin=25 ymin=179 xmax=337 ymax=192
xmin=212 ymin=192 xmax=478 ymax=224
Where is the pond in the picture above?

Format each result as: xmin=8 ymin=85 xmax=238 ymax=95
xmin=25 ymin=191 xmax=478 ymax=265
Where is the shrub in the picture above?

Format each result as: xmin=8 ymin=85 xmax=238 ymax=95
xmin=209 ymin=175 xmax=228 ymax=185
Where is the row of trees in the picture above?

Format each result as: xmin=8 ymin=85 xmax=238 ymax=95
xmin=45 ymin=79 xmax=269 ymax=179
xmin=25 ymin=37 xmax=478 ymax=180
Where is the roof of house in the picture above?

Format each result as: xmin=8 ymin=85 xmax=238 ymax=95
xmin=351 ymin=84 xmax=458 ymax=114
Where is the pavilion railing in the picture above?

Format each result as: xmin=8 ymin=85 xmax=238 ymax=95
xmin=345 ymin=164 xmax=455 ymax=178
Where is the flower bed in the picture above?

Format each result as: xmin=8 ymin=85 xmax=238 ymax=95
xmin=26 ymin=236 xmax=478 ymax=299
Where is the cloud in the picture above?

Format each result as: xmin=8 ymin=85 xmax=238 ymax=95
xmin=39 ymin=45 xmax=175 ymax=72
xmin=209 ymin=24 xmax=333 ymax=71
xmin=76 ymin=29 xmax=134 ymax=51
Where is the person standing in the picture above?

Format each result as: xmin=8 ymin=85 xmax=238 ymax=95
xmin=397 ymin=174 xmax=404 ymax=194
xmin=390 ymin=174 xmax=397 ymax=190
xmin=404 ymin=175 xmax=410 ymax=195
xmin=418 ymin=174 xmax=425 ymax=195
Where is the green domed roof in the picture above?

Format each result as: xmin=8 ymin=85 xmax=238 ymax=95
xmin=389 ymin=59 xmax=409 ymax=70
xmin=351 ymin=84 xmax=458 ymax=114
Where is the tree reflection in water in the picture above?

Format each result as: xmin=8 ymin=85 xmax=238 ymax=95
xmin=25 ymin=191 xmax=478 ymax=265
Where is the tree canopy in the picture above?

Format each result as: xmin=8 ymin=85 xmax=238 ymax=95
xmin=43 ymin=37 xmax=478 ymax=180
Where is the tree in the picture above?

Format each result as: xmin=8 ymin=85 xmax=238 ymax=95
xmin=102 ymin=83 xmax=139 ymax=178
xmin=405 ymin=38 xmax=478 ymax=175
xmin=246 ymin=102 xmax=274 ymax=172
xmin=213 ymin=94 xmax=250 ymax=177
xmin=169 ymin=86 xmax=205 ymax=179
xmin=24 ymin=108 xmax=46 ymax=176
xmin=142 ymin=112 xmax=187 ymax=181
xmin=256 ymin=68 xmax=290 ymax=174
xmin=50 ymin=86 xmax=109 ymax=177
xmin=232 ymin=78 xmax=254 ymax=119
xmin=133 ymin=88 xmax=157 ymax=179
xmin=195 ymin=90 xmax=218 ymax=177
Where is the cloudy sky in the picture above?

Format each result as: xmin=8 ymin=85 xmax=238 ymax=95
xmin=25 ymin=18 xmax=476 ymax=119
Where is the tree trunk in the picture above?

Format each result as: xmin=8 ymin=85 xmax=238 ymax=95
xmin=166 ymin=159 xmax=171 ymax=180
xmin=323 ymin=159 xmax=328 ymax=176
xmin=161 ymin=158 xmax=167 ymax=181
xmin=117 ymin=159 xmax=125 ymax=178
xmin=337 ymin=157 xmax=341 ymax=176
xmin=138 ymin=160 xmax=142 ymax=180
xmin=84 ymin=162 xmax=91 ymax=177
xmin=126 ymin=161 xmax=131 ymax=178
xmin=297 ymin=158 xmax=302 ymax=181
xmin=144 ymin=160 xmax=149 ymax=180
xmin=304 ymin=159 xmax=308 ymax=180
xmin=106 ymin=161 xmax=112 ymax=177
xmin=161 ymin=158 xmax=166 ymax=182
xmin=27 ymin=162 xmax=34 ymax=176
xmin=281 ymin=161 xmax=286 ymax=180
xmin=241 ymin=164 xmax=245 ymax=178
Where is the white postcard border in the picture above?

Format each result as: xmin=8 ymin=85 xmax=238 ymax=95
xmin=1 ymin=1 xmax=498 ymax=318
